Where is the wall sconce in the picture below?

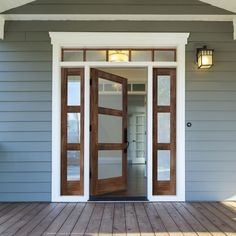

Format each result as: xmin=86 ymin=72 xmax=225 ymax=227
xmin=108 ymin=50 xmax=129 ymax=62
xmin=196 ymin=46 xmax=214 ymax=69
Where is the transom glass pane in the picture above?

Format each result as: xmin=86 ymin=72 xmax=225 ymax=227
xmin=98 ymin=150 xmax=122 ymax=179
xmin=67 ymin=113 xmax=81 ymax=143
xmin=157 ymin=150 xmax=170 ymax=181
xmin=133 ymin=84 xmax=146 ymax=92
xmin=86 ymin=50 xmax=106 ymax=61
xmin=131 ymin=51 xmax=152 ymax=61
xmin=157 ymin=75 xmax=170 ymax=106
xmin=67 ymin=75 xmax=81 ymax=106
xmin=63 ymin=50 xmax=83 ymax=61
xmin=67 ymin=151 xmax=80 ymax=181
xmin=154 ymin=50 xmax=175 ymax=62
xmin=158 ymin=113 xmax=170 ymax=143
xmin=128 ymin=84 xmax=132 ymax=91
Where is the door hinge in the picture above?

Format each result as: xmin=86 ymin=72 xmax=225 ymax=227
xmin=89 ymin=170 xmax=92 ymax=179
xmin=90 ymin=78 xmax=92 ymax=86
xmin=90 ymin=125 xmax=92 ymax=132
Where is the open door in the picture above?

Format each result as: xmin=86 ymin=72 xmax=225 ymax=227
xmin=90 ymin=68 xmax=128 ymax=196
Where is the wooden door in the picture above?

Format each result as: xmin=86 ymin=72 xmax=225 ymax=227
xmin=90 ymin=69 xmax=128 ymax=196
xmin=153 ymin=68 xmax=176 ymax=195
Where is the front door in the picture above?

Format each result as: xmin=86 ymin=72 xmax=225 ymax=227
xmin=90 ymin=69 xmax=128 ymax=196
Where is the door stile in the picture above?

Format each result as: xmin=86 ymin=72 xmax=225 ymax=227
xmin=122 ymin=79 xmax=128 ymax=190
xmin=90 ymin=68 xmax=99 ymax=196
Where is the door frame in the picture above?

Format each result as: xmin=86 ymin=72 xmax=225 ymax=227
xmin=50 ymin=32 xmax=189 ymax=202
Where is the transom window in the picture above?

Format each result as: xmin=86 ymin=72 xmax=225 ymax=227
xmin=62 ymin=48 xmax=176 ymax=62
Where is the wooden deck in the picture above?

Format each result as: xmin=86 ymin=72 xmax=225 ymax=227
xmin=0 ymin=202 xmax=235 ymax=236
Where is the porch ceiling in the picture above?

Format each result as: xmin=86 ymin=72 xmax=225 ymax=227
xmin=199 ymin=0 xmax=236 ymax=13
xmin=0 ymin=0 xmax=236 ymax=40
xmin=0 ymin=0 xmax=35 ymax=13
xmin=0 ymin=0 xmax=236 ymax=14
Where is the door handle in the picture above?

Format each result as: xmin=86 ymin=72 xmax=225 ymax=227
xmin=124 ymin=128 xmax=128 ymax=143
xmin=124 ymin=128 xmax=128 ymax=153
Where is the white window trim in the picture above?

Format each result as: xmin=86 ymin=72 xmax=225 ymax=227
xmin=50 ymin=32 xmax=189 ymax=202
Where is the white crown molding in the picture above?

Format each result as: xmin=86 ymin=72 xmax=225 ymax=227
xmin=1 ymin=14 xmax=236 ymax=22
xmin=0 ymin=15 xmax=5 ymax=39
xmin=49 ymin=32 xmax=190 ymax=47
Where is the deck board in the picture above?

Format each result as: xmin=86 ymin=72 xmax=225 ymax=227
xmin=125 ymin=203 xmax=140 ymax=236
xmin=0 ymin=203 xmax=39 ymax=235
xmin=16 ymin=203 xmax=57 ymax=236
xmin=154 ymin=203 xmax=184 ymax=236
xmin=134 ymin=202 xmax=154 ymax=236
xmin=85 ymin=203 xmax=105 ymax=236
xmin=57 ymin=203 xmax=85 ymax=236
xmin=113 ymin=203 xmax=126 ymax=236
xmin=99 ymin=203 xmax=114 ymax=236
xmin=173 ymin=203 xmax=211 ymax=236
xmin=1 ymin=203 xmax=46 ymax=236
xmin=71 ymin=203 xmax=95 ymax=235
xmin=28 ymin=203 xmax=66 ymax=236
xmin=0 ymin=202 xmax=235 ymax=236
xmin=164 ymin=203 xmax=197 ymax=236
xmin=181 ymin=203 xmax=226 ymax=236
xmin=144 ymin=202 xmax=169 ymax=236
xmin=192 ymin=203 xmax=235 ymax=236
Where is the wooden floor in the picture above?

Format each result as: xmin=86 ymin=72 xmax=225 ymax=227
xmin=0 ymin=202 xmax=235 ymax=236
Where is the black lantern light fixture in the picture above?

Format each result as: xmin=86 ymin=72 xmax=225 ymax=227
xmin=196 ymin=46 xmax=214 ymax=69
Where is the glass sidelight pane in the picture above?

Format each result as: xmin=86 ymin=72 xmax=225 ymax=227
xmin=98 ymin=150 xmax=122 ymax=179
xmin=63 ymin=50 xmax=83 ymax=61
xmin=157 ymin=150 xmax=170 ymax=181
xmin=67 ymin=75 xmax=81 ymax=106
xmin=67 ymin=113 xmax=81 ymax=143
xmin=99 ymin=78 xmax=122 ymax=110
xmin=158 ymin=113 xmax=170 ymax=143
xmin=98 ymin=114 xmax=122 ymax=143
xmin=67 ymin=151 xmax=80 ymax=181
xmin=154 ymin=50 xmax=175 ymax=62
xmin=157 ymin=75 xmax=170 ymax=106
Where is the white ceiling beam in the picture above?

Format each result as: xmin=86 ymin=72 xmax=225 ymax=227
xmin=0 ymin=15 xmax=5 ymax=39
xmin=0 ymin=0 xmax=35 ymax=13
xmin=2 ymin=14 xmax=236 ymax=22
xmin=199 ymin=0 xmax=236 ymax=13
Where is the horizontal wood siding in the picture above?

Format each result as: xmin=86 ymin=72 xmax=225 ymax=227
xmin=0 ymin=18 xmax=236 ymax=201
xmin=0 ymin=25 xmax=52 ymax=201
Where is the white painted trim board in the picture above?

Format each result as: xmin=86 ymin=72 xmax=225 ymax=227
xmin=50 ymin=32 xmax=189 ymax=202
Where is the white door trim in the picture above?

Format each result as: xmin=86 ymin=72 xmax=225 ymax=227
xmin=50 ymin=32 xmax=189 ymax=202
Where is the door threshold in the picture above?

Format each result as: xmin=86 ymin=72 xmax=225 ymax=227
xmin=89 ymin=196 xmax=148 ymax=201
